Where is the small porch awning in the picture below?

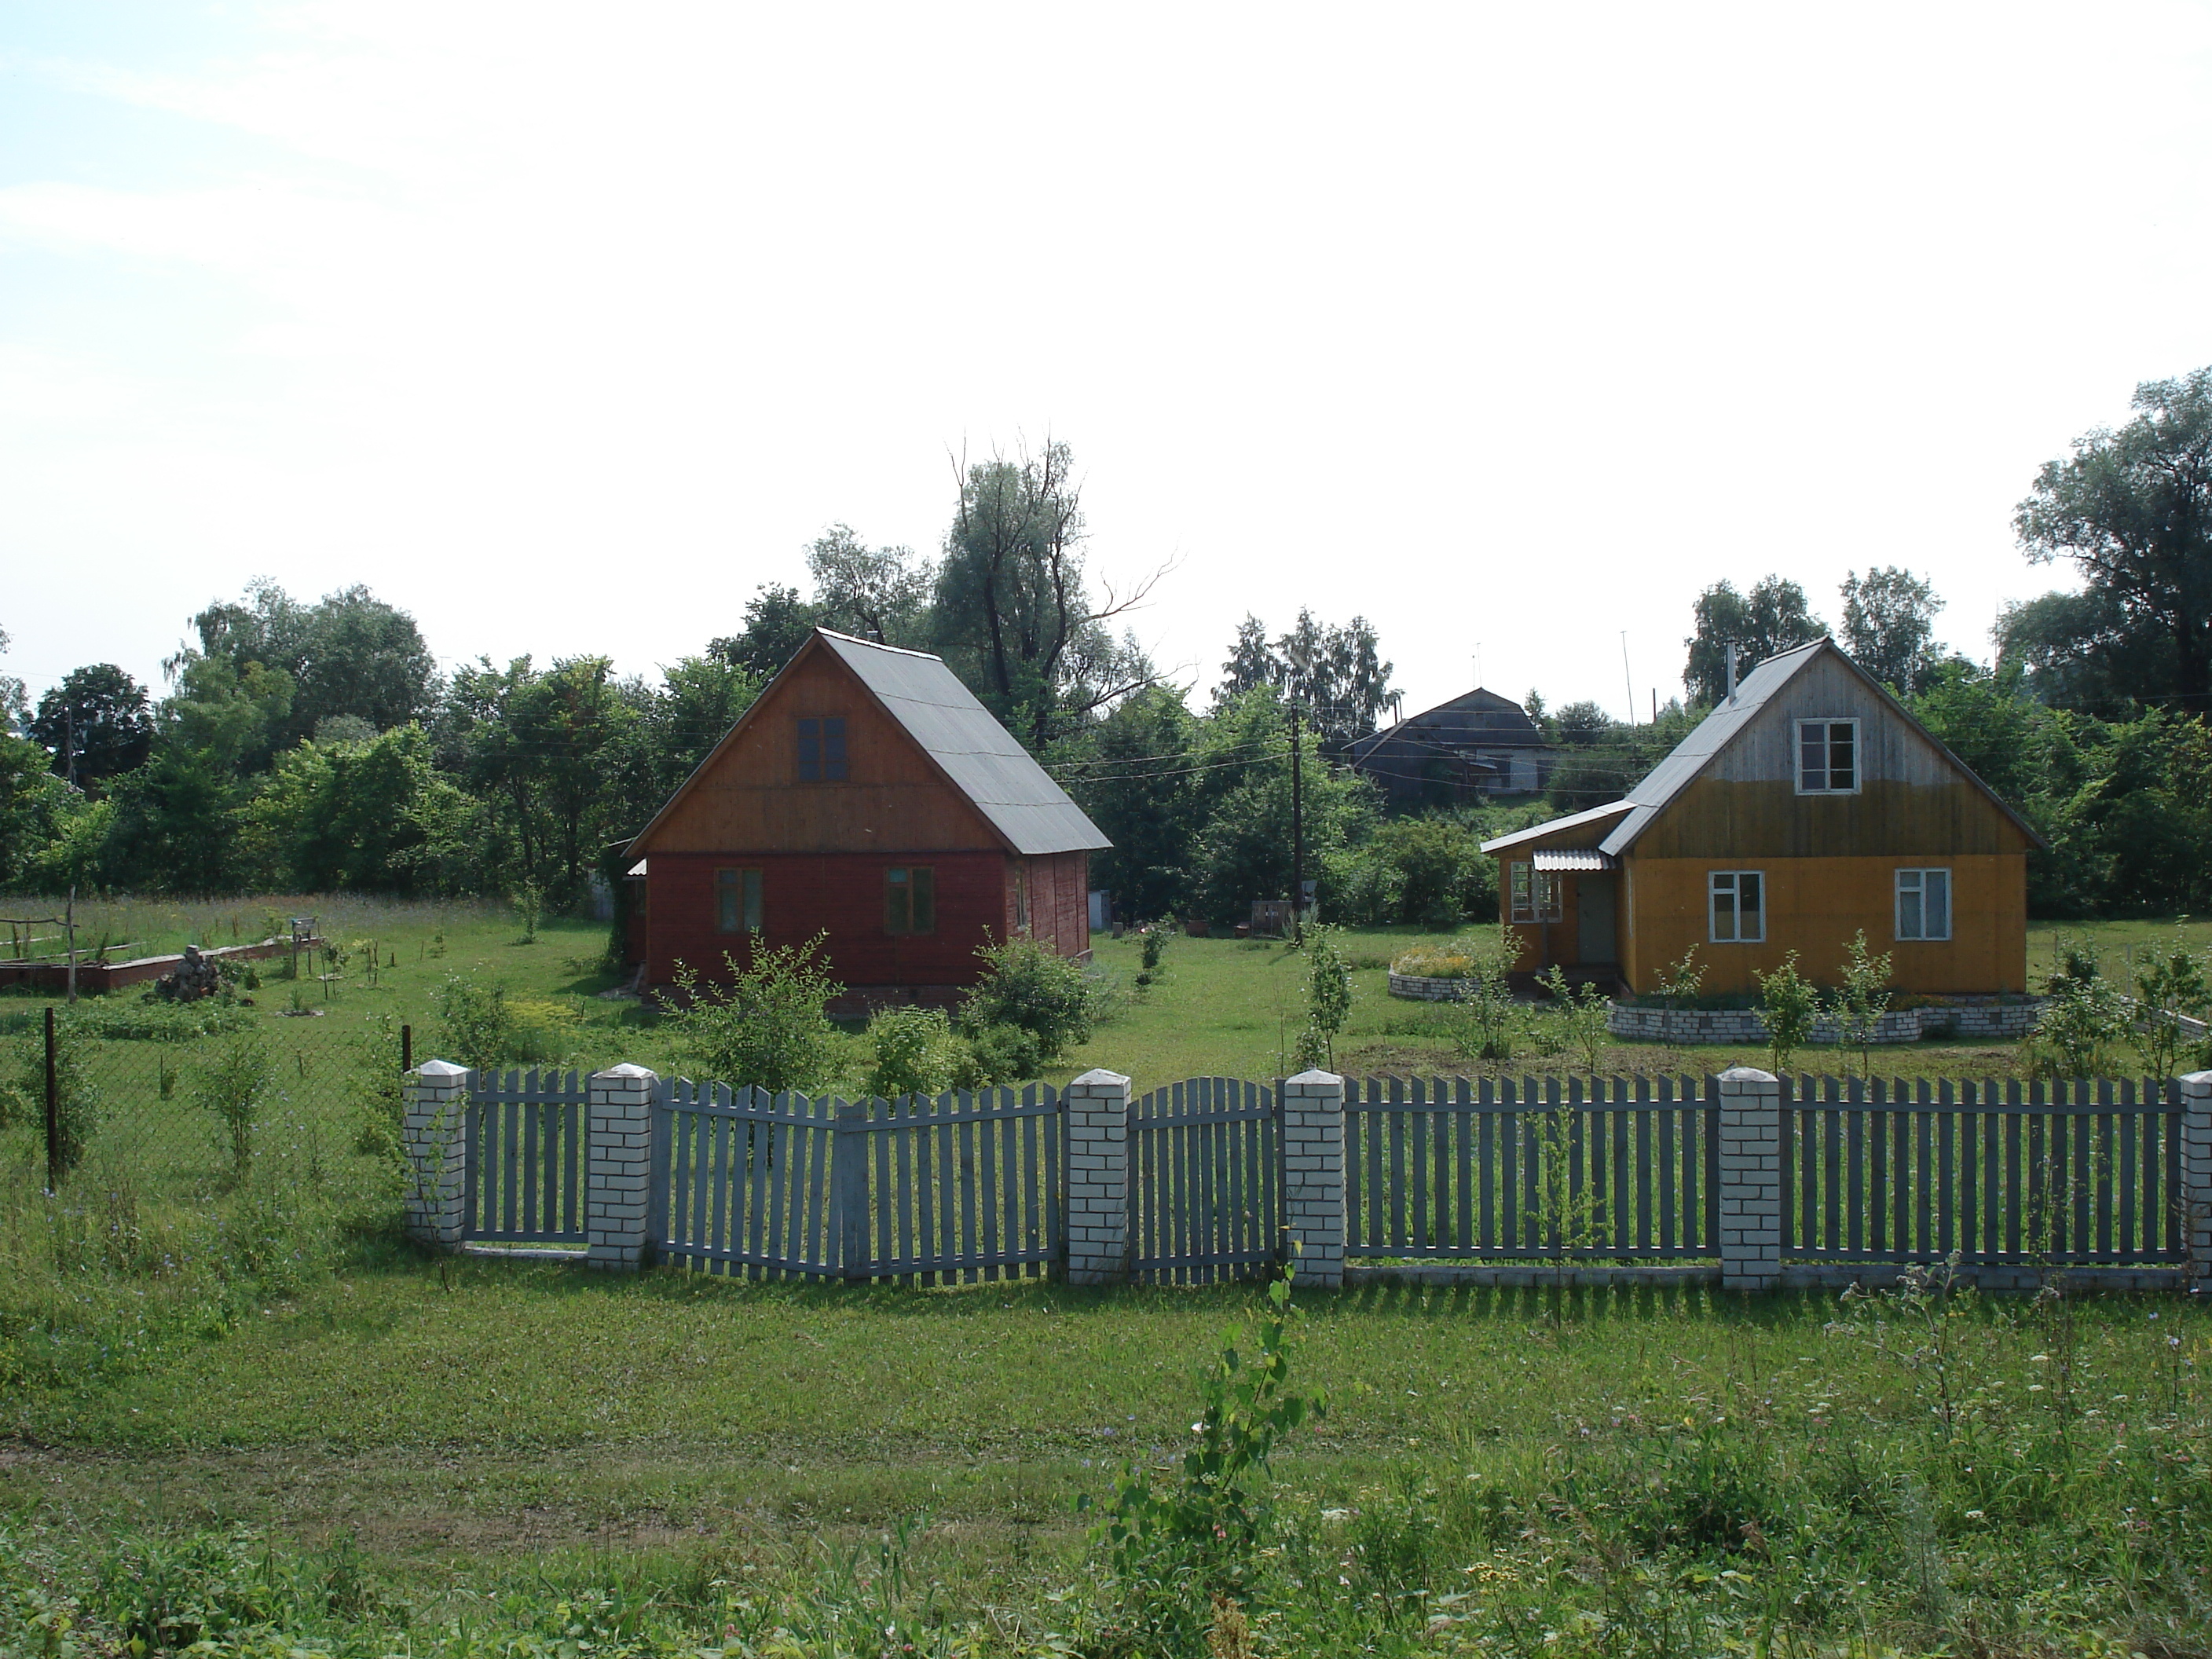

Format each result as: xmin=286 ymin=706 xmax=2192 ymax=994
xmin=1533 ymin=849 xmax=1617 ymax=872
xmin=625 ymin=859 xmax=648 ymax=877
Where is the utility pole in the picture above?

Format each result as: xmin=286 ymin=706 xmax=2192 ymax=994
xmin=1289 ymin=700 xmax=1305 ymax=946
xmin=1621 ymin=632 xmax=1635 ymax=726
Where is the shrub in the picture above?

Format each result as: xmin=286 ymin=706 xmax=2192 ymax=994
xmin=2130 ymin=926 xmax=2211 ymax=1077
xmin=1536 ymin=965 xmax=1611 ymax=1075
xmin=1826 ymin=929 xmax=1895 ymax=1080
xmin=504 ymin=996 xmax=583 ymax=1066
xmin=2025 ymin=939 xmax=2129 ymax=1079
xmin=1291 ymin=928 xmax=1352 ymax=1071
xmin=665 ymin=936 xmax=844 ymax=1093
xmin=865 ymin=1005 xmax=958 ymax=1099
xmin=959 ymin=936 xmax=1093 ymax=1060
xmin=952 ymin=1022 xmax=1046 ymax=1087
xmin=431 ymin=976 xmax=518 ymax=1073
xmin=1134 ymin=923 xmax=1169 ymax=990
xmin=0 ymin=1016 xmax=101 ymax=1176
xmin=1754 ymin=951 xmax=1821 ymax=1076
xmin=192 ymin=1035 xmax=272 ymax=1175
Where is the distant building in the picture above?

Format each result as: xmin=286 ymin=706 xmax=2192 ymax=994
xmin=1346 ymin=688 xmax=1551 ymax=808
xmin=622 ymin=629 xmax=1110 ymax=1004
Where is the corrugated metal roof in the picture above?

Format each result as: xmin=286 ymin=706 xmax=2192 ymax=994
xmin=814 ymin=631 xmax=1111 ymax=855
xmin=1479 ymin=800 xmax=1635 ymax=855
xmin=1533 ymin=849 xmax=1617 ymax=871
xmin=1481 ymin=637 xmax=2045 ymax=862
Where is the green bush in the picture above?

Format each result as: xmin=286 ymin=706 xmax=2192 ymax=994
xmin=0 ymin=1016 xmax=100 ymax=1176
xmin=958 ymin=936 xmax=1094 ymax=1060
xmin=951 ymin=1022 xmax=1046 ymax=1087
xmin=191 ymin=1036 xmax=273 ymax=1175
xmin=430 ymin=975 xmax=519 ymax=1072
xmin=864 ymin=1005 xmax=958 ymax=1099
xmin=666 ymin=936 xmax=844 ymax=1093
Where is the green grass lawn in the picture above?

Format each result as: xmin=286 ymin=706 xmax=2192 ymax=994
xmin=3 ymin=1257 xmax=2208 ymax=1656
xmin=5 ymin=897 xmax=2212 ymax=1655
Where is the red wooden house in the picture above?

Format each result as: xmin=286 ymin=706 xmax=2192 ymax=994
xmin=623 ymin=629 xmax=1111 ymax=1005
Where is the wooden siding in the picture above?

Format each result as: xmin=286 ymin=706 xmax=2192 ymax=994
xmin=1621 ymin=853 xmax=2029 ymax=996
xmin=1638 ymin=652 xmax=2031 ymax=860
xmin=646 ymin=850 xmax=1009 ymax=987
xmin=636 ymin=648 xmax=1002 ymax=856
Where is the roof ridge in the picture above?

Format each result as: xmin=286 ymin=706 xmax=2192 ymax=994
xmin=811 ymin=626 xmax=942 ymax=661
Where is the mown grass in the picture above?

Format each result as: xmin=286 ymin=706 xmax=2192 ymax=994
xmin=2 ymin=1258 xmax=2208 ymax=1656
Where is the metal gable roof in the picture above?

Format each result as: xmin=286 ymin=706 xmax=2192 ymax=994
xmin=1479 ymin=637 xmax=2044 ymax=861
xmin=813 ymin=631 xmax=1112 ymax=855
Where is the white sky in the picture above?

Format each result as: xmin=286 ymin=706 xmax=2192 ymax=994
xmin=5 ymin=1 xmax=2212 ymax=722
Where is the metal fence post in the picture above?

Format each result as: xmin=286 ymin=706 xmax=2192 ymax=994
xmin=2181 ymin=1071 xmax=2212 ymax=1295
xmin=42 ymin=1005 xmax=59 ymax=1190
xmin=1064 ymin=1069 xmax=1130 ymax=1285
xmin=834 ymin=1099 xmax=871 ymax=1280
xmin=1717 ymin=1067 xmax=1782 ymax=1291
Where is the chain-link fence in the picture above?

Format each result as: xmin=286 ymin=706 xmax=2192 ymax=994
xmin=0 ymin=998 xmax=413 ymax=1202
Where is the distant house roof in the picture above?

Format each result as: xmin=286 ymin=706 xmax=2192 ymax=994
xmin=1481 ymin=638 xmax=2044 ymax=859
xmin=1347 ymin=687 xmax=1547 ymax=763
xmin=625 ymin=629 xmax=1110 ymax=859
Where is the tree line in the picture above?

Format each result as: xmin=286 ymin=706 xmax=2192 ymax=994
xmin=3 ymin=372 xmax=2210 ymax=921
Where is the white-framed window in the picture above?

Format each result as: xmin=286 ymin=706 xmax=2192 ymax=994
xmin=1895 ymin=867 xmax=1951 ymax=941
xmin=1709 ymin=870 xmax=1764 ymax=943
xmin=1509 ymin=861 xmax=1562 ymax=924
xmin=1796 ymin=718 xmax=1860 ymax=794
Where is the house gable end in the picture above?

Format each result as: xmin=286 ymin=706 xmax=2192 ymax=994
xmin=627 ymin=635 xmax=1005 ymax=857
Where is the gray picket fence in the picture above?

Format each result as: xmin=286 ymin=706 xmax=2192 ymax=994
xmin=463 ymin=1068 xmax=590 ymax=1245
xmin=1343 ymin=1075 xmax=1719 ymax=1260
xmin=648 ymin=1079 xmax=1063 ymax=1283
xmin=1128 ymin=1078 xmax=1281 ymax=1284
xmin=446 ymin=1068 xmax=2202 ymax=1282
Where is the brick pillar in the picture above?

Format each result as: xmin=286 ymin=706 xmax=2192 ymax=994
xmin=587 ymin=1064 xmax=658 ymax=1272
xmin=402 ymin=1060 xmax=471 ymax=1249
xmin=2181 ymin=1071 xmax=2212 ymax=1295
xmin=1716 ymin=1066 xmax=1782 ymax=1291
xmin=1280 ymin=1069 xmax=1346 ymax=1290
xmin=1064 ymin=1068 xmax=1130 ymax=1285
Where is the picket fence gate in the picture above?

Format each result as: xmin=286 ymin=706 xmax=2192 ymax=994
xmin=649 ymin=1079 xmax=1063 ymax=1283
xmin=419 ymin=1065 xmax=2211 ymax=1288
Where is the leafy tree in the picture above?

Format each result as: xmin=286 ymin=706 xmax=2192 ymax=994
xmin=1291 ymin=928 xmax=1353 ymax=1071
xmin=2016 ymin=367 xmax=2212 ymax=705
xmin=174 ymin=579 xmax=435 ymax=749
xmin=805 ymin=524 xmax=933 ymax=646
xmin=237 ymin=724 xmax=467 ymax=892
xmin=0 ymin=734 xmax=78 ymax=886
xmin=932 ymin=440 xmax=1160 ymax=747
xmin=1825 ymin=929 xmax=1895 ymax=1081
xmin=1994 ymin=588 xmax=2148 ymax=711
xmin=1840 ymin=567 xmax=1946 ymax=694
xmin=28 ymin=665 xmax=153 ymax=792
xmin=1683 ymin=577 xmax=1826 ymax=705
xmin=0 ymin=624 xmax=26 ymax=731
xmin=1210 ymin=610 xmax=1397 ymax=752
xmin=708 ymin=583 xmax=825 ymax=677
xmin=1060 ymin=684 xmax=1204 ymax=923
xmin=1755 ymin=952 xmax=1821 ymax=1076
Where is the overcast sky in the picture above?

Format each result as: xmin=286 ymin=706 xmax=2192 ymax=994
xmin=6 ymin=1 xmax=2212 ymax=723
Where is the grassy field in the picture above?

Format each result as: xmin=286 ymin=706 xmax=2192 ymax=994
xmin=5 ymin=897 xmax=2212 ymax=1655
xmin=2 ymin=1258 xmax=2207 ymax=1656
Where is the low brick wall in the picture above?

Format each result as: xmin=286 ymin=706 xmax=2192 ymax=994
xmin=1387 ymin=971 xmax=1475 ymax=1002
xmin=1607 ymin=997 xmax=2045 ymax=1046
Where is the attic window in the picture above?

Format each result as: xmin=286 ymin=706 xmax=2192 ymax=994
xmin=797 ymin=716 xmax=848 ymax=782
xmin=1796 ymin=719 xmax=1859 ymax=794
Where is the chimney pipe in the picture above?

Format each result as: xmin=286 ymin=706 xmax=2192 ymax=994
xmin=1725 ymin=643 xmax=1739 ymax=705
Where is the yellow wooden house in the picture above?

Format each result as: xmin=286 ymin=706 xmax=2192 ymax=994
xmin=1479 ymin=638 xmax=2042 ymax=997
